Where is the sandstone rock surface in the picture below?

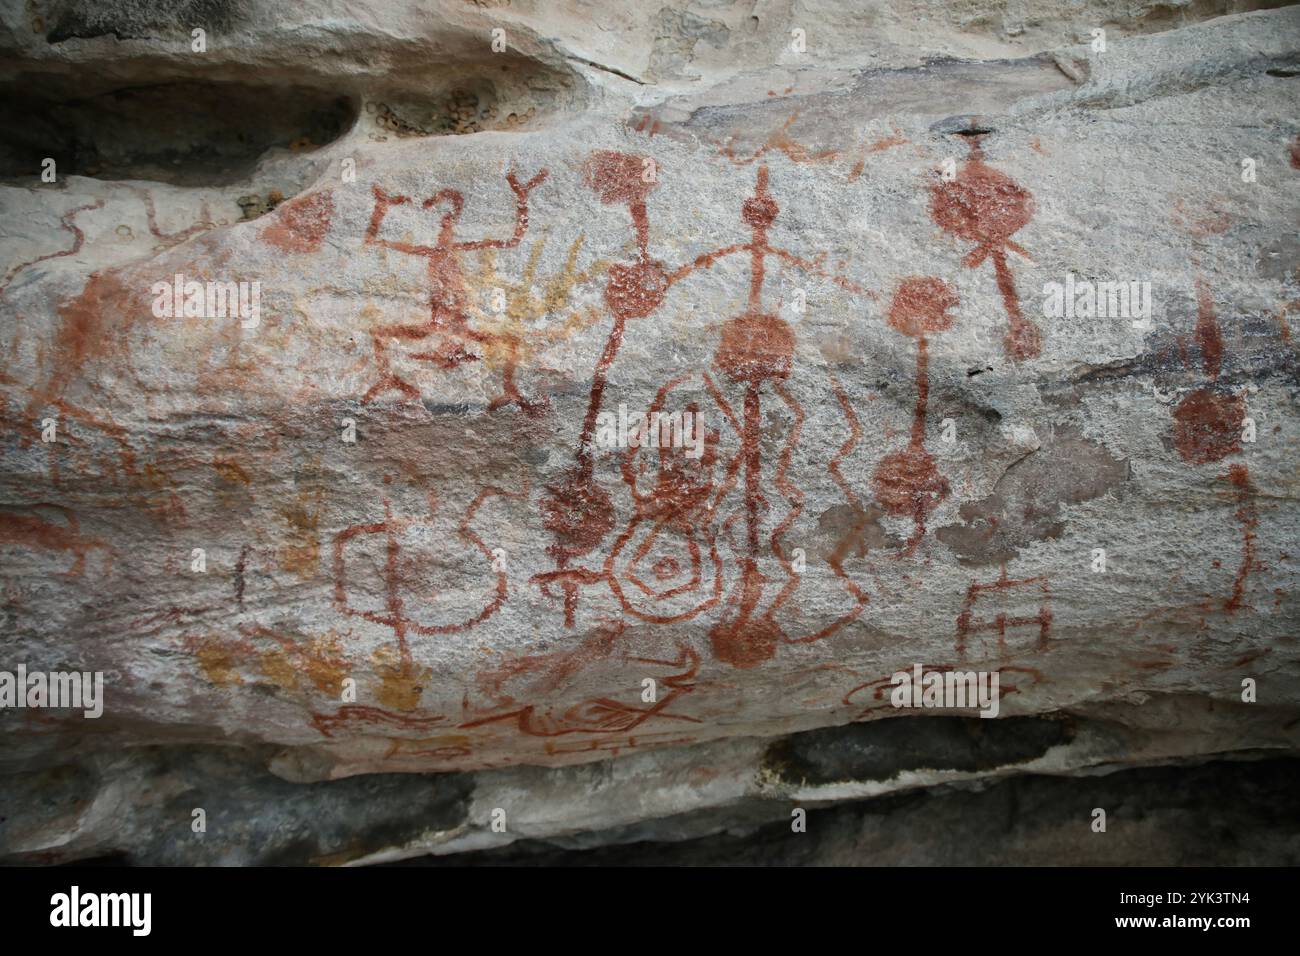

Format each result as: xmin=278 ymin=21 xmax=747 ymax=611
xmin=0 ymin=0 xmax=1298 ymax=864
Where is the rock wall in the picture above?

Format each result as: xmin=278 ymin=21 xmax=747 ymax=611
xmin=0 ymin=0 xmax=1298 ymax=864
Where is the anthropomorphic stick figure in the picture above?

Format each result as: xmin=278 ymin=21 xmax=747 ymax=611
xmin=362 ymin=169 xmax=549 ymax=412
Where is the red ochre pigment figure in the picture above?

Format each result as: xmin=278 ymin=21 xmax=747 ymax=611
xmin=929 ymin=133 xmax=1041 ymax=361
xmin=1167 ymin=275 xmax=1258 ymax=613
xmin=603 ymin=375 xmax=725 ymax=626
xmin=955 ymin=563 xmax=1053 ymax=660
xmin=536 ymin=154 xmax=867 ymax=659
xmin=872 ymin=276 xmax=957 ymax=554
xmin=322 ymin=479 xmax=518 ymax=733
xmin=461 ymin=620 xmax=702 ymax=738
xmin=361 ymin=168 xmax=549 ymax=412
xmin=675 ymin=164 xmax=866 ymax=667
xmin=535 ymin=152 xmax=662 ymax=624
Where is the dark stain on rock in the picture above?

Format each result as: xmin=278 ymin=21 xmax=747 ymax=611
xmin=1256 ymin=234 xmax=1300 ymax=281
xmin=937 ymin=426 xmax=1129 ymax=565
xmin=0 ymin=746 xmax=474 ymax=865
xmin=0 ymin=79 xmax=356 ymax=185
xmin=814 ymin=502 xmax=899 ymax=557
xmin=43 ymin=0 xmax=246 ymax=43
xmin=763 ymin=714 xmax=1074 ymax=786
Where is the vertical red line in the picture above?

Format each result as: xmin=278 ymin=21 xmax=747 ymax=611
xmin=383 ymin=500 xmax=409 ymax=665
xmin=743 ymin=381 xmax=762 ymax=559
xmin=576 ymin=312 xmax=627 ymax=475
xmin=911 ymin=335 xmax=929 ymax=448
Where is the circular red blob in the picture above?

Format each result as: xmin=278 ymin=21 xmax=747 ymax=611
xmin=872 ymin=445 xmax=949 ymax=517
xmin=709 ymin=616 xmax=782 ymax=669
xmin=929 ymin=161 xmax=1034 ymax=247
xmin=888 ymin=276 xmax=959 ymax=338
xmin=605 ymin=259 xmax=669 ymax=320
xmin=583 ymin=151 xmax=655 ymax=206
xmin=715 ymin=312 xmax=795 ymax=382
xmin=741 ymin=194 xmax=779 ymax=229
xmin=540 ymin=472 xmax=615 ymax=558
xmin=1172 ymin=388 xmax=1244 ymax=465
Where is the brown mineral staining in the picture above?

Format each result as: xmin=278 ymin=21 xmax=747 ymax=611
xmin=260 ymin=190 xmax=334 ymax=253
xmin=1172 ymin=388 xmax=1243 ymax=464
xmin=373 ymin=646 xmax=431 ymax=712
xmin=815 ymin=503 xmax=897 ymax=555
xmin=190 ymin=636 xmax=243 ymax=687
xmin=213 ymin=458 xmax=251 ymax=484
xmin=938 ymin=428 xmax=1129 ymax=565
xmin=0 ymin=507 xmax=104 ymax=576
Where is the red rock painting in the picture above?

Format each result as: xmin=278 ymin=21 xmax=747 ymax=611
xmin=261 ymin=190 xmax=334 ymax=253
xmin=929 ymin=135 xmax=1041 ymax=361
xmin=1165 ymin=228 xmax=1258 ymax=612
xmin=535 ymin=155 xmax=866 ymax=658
xmin=332 ymin=484 xmax=512 ymax=675
xmin=955 ymin=564 xmax=1052 ymax=660
xmin=872 ymin=276 xmax=956 ymax=553
xmin=461 ymin=621 xmax=701 ymax=737
xmin=361 ymin=169 xmax=548 ymax=412
xmin=0 ymin=199 xmax=104 ymax=299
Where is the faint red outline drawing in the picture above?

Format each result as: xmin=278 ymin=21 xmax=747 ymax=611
xmin=332 ymin=484 xmax=515 ymax=669
xmin=0 ymin=199 xmax=104 ymax=299
xmin=361 ymin=168 xmax=548 ymax=412
xmin=954 ymin=563 xmax=1052 ymax=659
